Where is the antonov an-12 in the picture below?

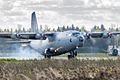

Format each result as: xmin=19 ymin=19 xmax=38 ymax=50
xmin=0 ymin=12 xmax=120 ymax=59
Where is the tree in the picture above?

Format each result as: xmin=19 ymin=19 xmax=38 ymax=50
xmin=15 ymin=29 xmax=18 ymax=32
xmin=4 ymin=29 xmax=7 ymax=32
xmin=108 ymin=27 xmax=115 ymax=32
xmin=91 ymin=25 xmax=97 ymax=32
xmin=115 ymin=28 xmax=119 ymax=31
xmin=100 ymin=24 xmax=105 ymax=31
xmin=96 ymin=26 xmax=100 ymax=31
xmin=71 ymin=24 xmax=75 ymax=30
xmin=6 ymin=29 xmax=9 ymax=32
xmin=57 ymin=26 xmax=61 ymax=32
xmin=28 ymin=28 xmax=31 ymax=32
xmin=47 ymin=28 xmax=50 ymax=31
xmin=81 ymin=26 xmax=86 ymax=32
xmin=52 ymin=28 xmax=56 ymax=32
xmin=10 ymin=28 xmax=13 ymax=32
xmin=22 ymin=27 xmax=26 ymax=32
xmin=66 ymin=26 xmax=70 ymax=30
xmin=44 ymin=25 xmax=48 ymax=32
xmin=75 ymin=26 xmax=81 ymax=31
xmin=62 ymin=25 xmax=66 ymax=31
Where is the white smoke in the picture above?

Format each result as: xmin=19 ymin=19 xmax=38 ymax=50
xmin=14 ymin=47 xmax=44 ymax=60
xmin=0 ymin=44 xmax=44 ymax=60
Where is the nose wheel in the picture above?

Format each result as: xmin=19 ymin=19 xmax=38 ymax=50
xmin=68 ymin=50 xmax=77 ymax=59
xmin=44 ymin=48 xmax=52 ymax=59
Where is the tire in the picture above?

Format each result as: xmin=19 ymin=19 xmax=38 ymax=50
xmin=68 ymin=55 xmax=74 ymax=59
xmin=112 ymin=49 xmax=118 ymax=56
xmin=74 ymin=51 xmax=77 ymax=56
xmin=44 ymin=55 xmax=51 ymax=59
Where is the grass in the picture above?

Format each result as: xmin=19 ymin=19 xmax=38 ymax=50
xmin=0 ymin=59 xmax=119 ymax=79
xmin=0 ymin=56 xmax=120 ymax=79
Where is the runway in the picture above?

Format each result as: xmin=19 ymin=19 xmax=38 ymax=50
xmin=0 ymin=51 xmax=119 ymax=60
xmin=52 ymin=56 xmax=119 ymax=60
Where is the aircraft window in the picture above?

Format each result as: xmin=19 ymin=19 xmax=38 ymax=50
xmin=72 ymin=32 xmax=80 ymax=37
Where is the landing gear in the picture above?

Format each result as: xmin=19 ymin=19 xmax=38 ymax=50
xmin=44 ymin=48 xmax=52 ymax=59
xmin=68 ymin=50 xmax=77 ymax=59
xmin=74 ymin=51 xmax=77 ymax=56
xmin=44 ymin=55 xmax=51 ymax=59
xmin=68 ymin=55 xmax=74 ymax=59
xmin=111 ymin=49 xmax=118 ymax=56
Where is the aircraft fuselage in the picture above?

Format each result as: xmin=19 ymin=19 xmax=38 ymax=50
xmin=29 ymin=31 xmax=84 ymax=57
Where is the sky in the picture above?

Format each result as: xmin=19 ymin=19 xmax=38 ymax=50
xmin=0 ymin=0 xmax=120 ymax=30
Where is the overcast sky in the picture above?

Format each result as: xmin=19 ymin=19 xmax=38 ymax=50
xmin=0 ymin=0 xmax=120 ymax=30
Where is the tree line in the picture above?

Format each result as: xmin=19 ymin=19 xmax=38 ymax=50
xmin=39 ymin=24 xmax=120 ymax=32
xmin=0 ymin=24 xmax=120 ymax=32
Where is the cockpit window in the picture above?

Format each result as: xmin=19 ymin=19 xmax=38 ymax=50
xmin=68 ymin=31 xmax=80 ymax=37
xmin=72 ymin=32 xmax=80 ymax=37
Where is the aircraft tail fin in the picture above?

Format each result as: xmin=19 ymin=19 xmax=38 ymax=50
xmin=31 ymin=12 xmax=38 ymax=33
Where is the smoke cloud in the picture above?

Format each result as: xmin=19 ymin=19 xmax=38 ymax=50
xmin=0 ymin=43 xmax=44 ymax=60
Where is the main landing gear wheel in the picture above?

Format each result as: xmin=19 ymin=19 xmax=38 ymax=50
xmin=74 ymin=51 xmax=77 ymax=56
xmin=68 ymin=50 xmax=78 ymax=59
xmin=112 ymin=49 xmax=118 ymax=56
xmin=68 ymin=55 xmax=74 ymax=59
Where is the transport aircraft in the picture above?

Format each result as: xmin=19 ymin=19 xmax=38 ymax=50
xmin=0 ymin=12 xmax=119 ymax=59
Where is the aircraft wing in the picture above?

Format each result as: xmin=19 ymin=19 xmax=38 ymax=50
xmin=15 ymin=32 xmax=38 ymax=39
xmin=0 ymin=32 xmax=13 ymax=38
xmin=110 ymin=32 xmax=120 ymax=35
xmin=87 ymin=32 xmax=120 ymax=38
xmin=89 ymin=32 xmax=104 ymax=38
xmin=15 ymin=32 xmax=55 ymax=40
xmin=0 ymin=32 xmax=42 ymax=39
xmin=0 ymin=32 xmax=56 ymax=41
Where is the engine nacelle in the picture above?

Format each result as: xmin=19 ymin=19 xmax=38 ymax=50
xmin=35 ymin=34 xmax=47 ymax=40
xmin=90 ymin=32 xmax=112 ymax=38
xmin=35 ymin=34 xmax=42 ymax=39
xmin=102 ymin=33 xmax=109 ymax=38
xmin=11 ymin=33 xmax=18 ymax=39
xmin=103 ymin=32 xmax=113 ymax=38
xmin=85 ymin=33 xmax=91 ymax=39
xmin=45 ymin=48 xmax=56 ymax=54
xmin=11 ymin=33 xmax=29 ymax=39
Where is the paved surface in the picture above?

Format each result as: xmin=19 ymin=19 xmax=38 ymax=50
xmin=52 ymin=56 xmax=119 ymax=60
xmin=0 ymin=52 xmax=119 ymax=60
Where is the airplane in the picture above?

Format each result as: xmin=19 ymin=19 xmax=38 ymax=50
xmin=0 ymin=12 xmax=85 ymax=59
xmin=0 ymin=12 xmax=119 ymax=59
